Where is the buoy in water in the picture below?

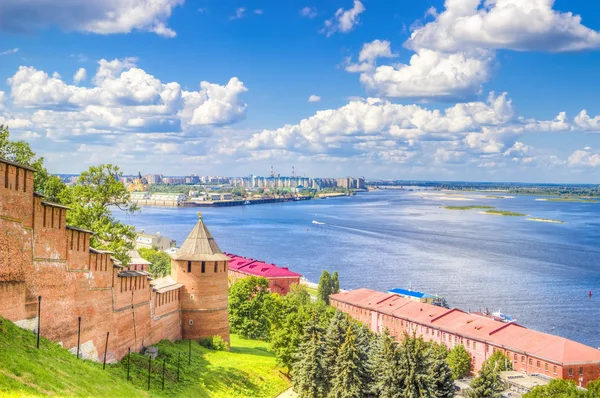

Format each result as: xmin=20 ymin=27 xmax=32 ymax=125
xmin=589 ymin=290 xmax=593 ymax=298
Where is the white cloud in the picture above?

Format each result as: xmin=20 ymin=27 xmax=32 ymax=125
xmin=0 ymin=91 xmax=5 ymax=111
xmin=568 ymin=149 xmax=600 ymax=167
xmin=0 ymin=0 xmax=183 ymax=37
xmin=73 ymin=68 xmax=87 ymax=84
xmin=407 ymin=0 xmax=600 ymax=53
xmin=230 ymin=8 xmax=246 ymax=20
xmin=0 ymin=48 xmax=19 ymax=56
xmin=181 ymin=78 xmax=248 ymax=125
xmin=300 ymin=7 xmax=317 ymax=19
xmin=308 ymin=95 xmax=321 ymax=103
xmin=322 ymin=0 xmax=365 ymax=37
xmin=348 ymin=0 xmax=600 ymax=100
xmin=358 ymin=40 xmax=397 ymax=63
xmin=254 ymin=9 xmax=263 ymax=15
xmin=355 ymin=49 xmax=492 ymax=100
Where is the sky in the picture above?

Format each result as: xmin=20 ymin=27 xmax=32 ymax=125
xmin=2 ymin=0 xmax=600 ymax=182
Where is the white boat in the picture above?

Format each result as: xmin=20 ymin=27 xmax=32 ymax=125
xmin=243 ymin=200 xmax=251 ymax=205
xmin=312 ymin=220 xmax=325 ymax=225
xmin=492 ymin=311 xmax=516 ymax=323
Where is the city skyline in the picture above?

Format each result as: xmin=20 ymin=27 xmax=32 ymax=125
xmin=3 ymin=1 xmax=600 ymax=182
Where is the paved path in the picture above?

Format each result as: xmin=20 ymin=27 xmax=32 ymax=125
xmin=276 ymin=387 xmax=298 ymax=398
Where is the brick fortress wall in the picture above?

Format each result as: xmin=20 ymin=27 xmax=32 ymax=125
xmin=0 ymin=159 xmax=229 ymax=363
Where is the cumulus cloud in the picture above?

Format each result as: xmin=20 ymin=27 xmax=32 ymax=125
xmin=0 ymin=91 xmax=5 ymax=111
xmin=407 ymin=0 xmax=600 ymax=53
xmin=300 ymin=7 xmax=317 ymax=19
xmin=0 ymin=0 xmax=183 ymax=37
xmin=73 ymin=68 xmax=87 ymax=84
xmin=308 ymin=95 xmax=321 ymax=103
xmin=3 ymin=58 xmax=248 ymax=141
xmin=568 ymin=149 xmax=600 ymax=167
xmin=230 ymin=8 xmax=246 ymax=20
xmin=355 ymin=49 xmax=492 ymax=100
xmin=348 ymin=0 xmax=600 ymax=100
xmin=322 ymin=0 xmax=365 ymax=37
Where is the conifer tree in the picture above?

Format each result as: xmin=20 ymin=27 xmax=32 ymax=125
xmin=428 ymin=348 xmax=455 ymax=398
xmin=397 ymin=334 xmax=432 ymax=398
xmin=369 ymin=329 xmax=404 ymax=398
xmin=353 ymin=322 xmax=375 ymax=397
xmin=322 ymin=311 xmax=350 ymax=394
xmin=465 ymin=364 xmax=504 ymax=398
xmin=329 ymin=327 xmax=363 ymax=398
xmin=331 ymin=271 xmax=340 ymax=294
xmin=317 ymin=270 xmax=333 ymax=304
xmin=292 ymin=310 xmax=327 ymax=398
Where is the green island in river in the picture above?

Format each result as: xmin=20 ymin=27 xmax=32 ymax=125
xmin=443 ymin=206 xmax=527 ymax=217
xmin=542 ymin=197 xmax=599 ymax=203
xmin=484 ymin=210 xmax=527 ymax=217
xmin=527 ymin=218 xmax=565 ymax=224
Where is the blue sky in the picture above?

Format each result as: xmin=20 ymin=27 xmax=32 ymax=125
xmin=2 ymin=0 xmax=600 ymax=182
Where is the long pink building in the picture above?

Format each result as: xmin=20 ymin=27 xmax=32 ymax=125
xmin=225 ymin=253 xmax=301 ymax=295
xmin=330 ymin=288 xmax=600 ymax=388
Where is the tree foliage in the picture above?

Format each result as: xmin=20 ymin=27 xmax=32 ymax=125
xmin=483 ymin=350 xmax=513 ymax=372
xmin=138 ymin=247 xmax=171 ymax=277
xmin=447 ymin=344 xmax=471 ymax=380
xmin=228 ymin=276 xmax=278 ymax=340
xmin=0 ymin=125 xmax=66 ymax=201
xmin=465 ymin=363 xmax=503 ymax=398
xmin=60 ymin=164 xmax=138 ymax=264
xmin=322 ymin=311 xmax=351 ymax=393
xmin=291 ymin=310 xmax=327 ymax=398
xmin=397 ymin=334 xmax=432 ymax=398
xmin=329 ymin=326 xmax=364 ymax=398
xmin=369 ymin=329 xmax=403 ymax=398
xmin=429 ymin=347 xmax=455 ymax=398
xmin=331 ymin=271 xmax=340 ymax=294
xmin=317 ymin=270 xmax=333 ymax=304
xmin=524 ymin=379 xmax=587 ymax=398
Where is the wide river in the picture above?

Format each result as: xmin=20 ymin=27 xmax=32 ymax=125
xmin=115 ymin=190 xmax=600 ymax=348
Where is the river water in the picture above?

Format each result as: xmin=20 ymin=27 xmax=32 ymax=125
xmin=114 ymin=190 xmax=600 ymax=348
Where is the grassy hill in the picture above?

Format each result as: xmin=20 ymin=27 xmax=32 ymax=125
xmin=0 ymin=317 xmax=289 ymax=397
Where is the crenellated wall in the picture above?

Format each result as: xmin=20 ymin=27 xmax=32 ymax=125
xmin=0 ymin=158 xmax=185 ymax=363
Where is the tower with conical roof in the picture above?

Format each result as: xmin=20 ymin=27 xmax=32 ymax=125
xmin=171 ymin=212 xmax=230 ymax=344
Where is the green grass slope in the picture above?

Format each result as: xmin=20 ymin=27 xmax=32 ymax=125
xmin=0 ymin=317 xmax=290 ymax=397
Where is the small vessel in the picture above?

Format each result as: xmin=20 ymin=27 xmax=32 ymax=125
xmin=312 ymin=220 xmax=325 ymax=225
xmin=243 ymin=200 xmax=251 ymax=205
xmin=492 ymin=311 xmax=516 ymax=323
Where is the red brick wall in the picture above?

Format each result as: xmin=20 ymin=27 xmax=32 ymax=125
xmin=0 ymin=160 xmax=190 ymax=364
xmin=228 ymin=270 xmax=300 ymax=296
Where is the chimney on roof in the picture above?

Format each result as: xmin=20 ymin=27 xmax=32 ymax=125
xmin=141 ymin=229 xmax=145 ymax=234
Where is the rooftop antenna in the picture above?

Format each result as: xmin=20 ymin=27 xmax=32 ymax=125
xmin=292 ymin=166 xmax=295 ymax=178
xmin=270 ymin=165 xmax=274 ymax=178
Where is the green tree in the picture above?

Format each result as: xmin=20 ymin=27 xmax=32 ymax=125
xmin=447 ymin=344 xmax=471 ymax=380
xmin=331 ymin=271 xmax=340 ymax=294
xmin=329 ymin=326 xmax=363 ymax=398
xmin=353 ymin=322 xmax=375 ymax=397
xmin=397 ymin=334 xmax=431 ymax=398
xmin=0 ymin=125 xmax=66 ymax=201
xmin=137 ymin=247 xmax=171 ymax=277
xmin=291 ymin=310 xmax=327 ymax=398
xmin=317 ymin=270 xmax=332 ymax=304
xmin=465 ymin=364 xmax=504 ymax=398
xmin=429 ymin=348 xmax=455 ymax=398
xmin=482 ymin=350 xmax=513 ymax=372
xmin=369 ymin=329 xmax=404 ymax=398
xmin=60 ymin=164 xmax=138 ymax=264
xmin=523 ymin=379 xmax=585 ymax=398
xmin=586 ymin=379 xmax=600 ymax=398
xmin=228 ymin=276 xmax=277 ymax=340
xmin=322 ymin=310 xmax=351 ymax=394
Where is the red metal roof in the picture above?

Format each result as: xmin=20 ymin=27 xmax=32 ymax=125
xmin=225 ymin=253 xmax=302 ymax=278
xmin=330 ymin=288 xmax=600 ymax=366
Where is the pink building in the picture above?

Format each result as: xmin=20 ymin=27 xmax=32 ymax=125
xmin=331 ymin=288 xmax=600 ymax=387
xmin=225 ymin=253 xmax=301 ymax=296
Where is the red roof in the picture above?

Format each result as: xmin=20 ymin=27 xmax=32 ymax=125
xmin=225 ymin=253 xmax=302 ymax=278
xmin=331 ymin=288 xmax=600 ymax=366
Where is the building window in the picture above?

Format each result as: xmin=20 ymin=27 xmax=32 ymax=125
xmin=214 ymin=262 xmax=217 ymax=273
xmin=521 ymin=356 xmax=525 ymax=364
xmin=201 ymin=261 xmax=205 ymax=273
xmin=467 ymin=340 xmax=470 ymax=348
xmin=473 ymin=342 xmax=476 ymax=349
xmin=579 ymin=367 xmax=583 ymax=375
xmin=553 ymin=366 xmax=557 ymax=375
xmin=514 ymin=354 xmax=518 ymax=361
xmin=537 ymin=361 xmax=541 ymax=368
xmin=569 ymin=368 xmax=573 ymax=377
xmin=545 ymin=363 xmax=548 ymax=372
xmin=187 ymin=261 xmax=191 ymax=272
xmin=529 ymin=358 xmax=533 ymax=366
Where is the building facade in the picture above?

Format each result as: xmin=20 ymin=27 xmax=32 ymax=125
xmin=226 ymin=254 xmax=301 ymax=296
xmin=0 ymin=157 xmax=229 ymax=362
xmin=331 ymin=288 xmax=600 ymax=387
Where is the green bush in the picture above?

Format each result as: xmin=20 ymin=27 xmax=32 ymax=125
xmin=198 ymin=335 xmax=228 ymax=351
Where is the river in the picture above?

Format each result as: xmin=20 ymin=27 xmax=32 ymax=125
xmin=114 ymin=190 xmax=600 ymax=348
